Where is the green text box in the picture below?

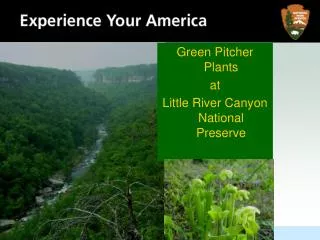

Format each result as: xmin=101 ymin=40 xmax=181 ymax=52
xmin=157 ymin=43 xmax=273 ymax=160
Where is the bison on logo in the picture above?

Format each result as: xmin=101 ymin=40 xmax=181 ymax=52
xmin=281 ymin=4 xmax=310 ymax=40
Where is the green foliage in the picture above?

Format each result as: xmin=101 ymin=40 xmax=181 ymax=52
xmin=164 ymin=160 xmax=274 ymax=240
xmin=181 ymin=169 xmax=259 ymax=239
xmin=285 ymin=11 xmax=293 ymax=26
xmin=0 ymin=62 xmax=108 ymax=218
xmin=164 ymin=215 xmax=183 ymax=240
xmin=1 ymin=77 xmax=163 ymax=239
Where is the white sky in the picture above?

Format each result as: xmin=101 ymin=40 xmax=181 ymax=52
xmin=0 ymin=42 xmax=156 ymax=70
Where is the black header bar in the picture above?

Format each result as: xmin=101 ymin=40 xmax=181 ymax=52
xmin=0 ymin=1 xmax=319 ymax=42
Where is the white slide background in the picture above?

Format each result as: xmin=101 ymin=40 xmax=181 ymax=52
xmin=274 ymin=43 xmax=320 ymax=226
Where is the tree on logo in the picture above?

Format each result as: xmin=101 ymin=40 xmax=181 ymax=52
xmin=286 ymin=10 xmax=293 ymax=27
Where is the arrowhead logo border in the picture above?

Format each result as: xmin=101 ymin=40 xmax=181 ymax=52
xmin=281 ymin=4 xmax=310 ymax=40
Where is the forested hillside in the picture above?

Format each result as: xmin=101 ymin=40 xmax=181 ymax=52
xmin=0 ymin=64 xmax=163 ymax=239
xmin=0 ymin=62 xmax=108 ymax=219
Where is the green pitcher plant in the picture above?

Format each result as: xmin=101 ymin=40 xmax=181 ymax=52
xmin=165 ymin=169 xmax=261 ymax=240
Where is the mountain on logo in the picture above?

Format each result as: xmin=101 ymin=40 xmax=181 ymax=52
xmin=281 ymin=4 xmax=310 ymax=40
xmin=293 ymin=20 xmax=306 ymax=25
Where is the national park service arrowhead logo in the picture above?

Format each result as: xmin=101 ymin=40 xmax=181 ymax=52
xmin=281 ymin=4 xmax=310 ymax=40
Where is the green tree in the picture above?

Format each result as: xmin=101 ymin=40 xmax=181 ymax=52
xmin=286 ymin=11 xmax=293 ymax=27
